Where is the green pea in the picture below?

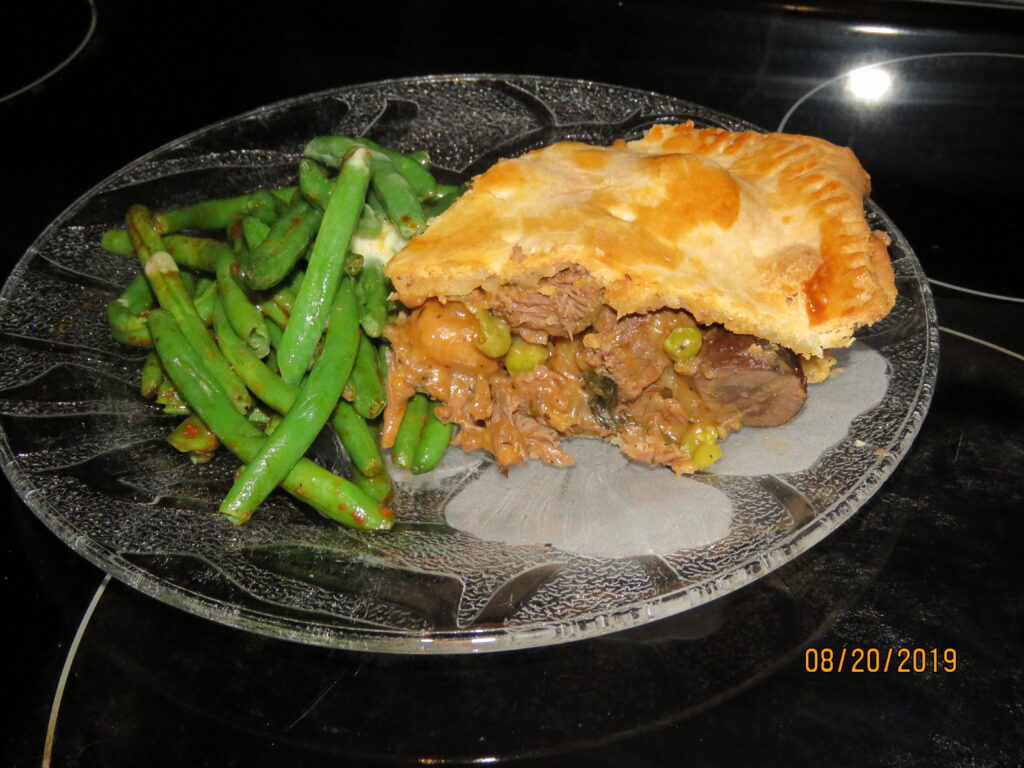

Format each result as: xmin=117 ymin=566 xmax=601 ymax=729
xmin=475 ymin=311 xmax=512 ymax=358
xmin=682 ymin=422 xmax=718 ymax=457
xmin=663 ymin=325 xmax=703 ymax=362
xmin=691 ymin=442 xmax=722 ymax=470
xmin=505 ymin=336 xmax=548 ymax=375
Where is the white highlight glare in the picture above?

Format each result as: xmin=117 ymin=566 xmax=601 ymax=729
xmin=852 ymin=25 xmax=902 ymax=36
xmin=846 ymin=66 xmax=893 ymax=102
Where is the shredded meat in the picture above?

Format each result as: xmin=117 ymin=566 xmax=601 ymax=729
xmin=384 ymin=282 xmax=812 ymax=473
xmin=614 ymin=427 xmax=693 ymax=473
xmin=384 ymin=305 xmax=592 ymax=470
xmin=491 ymin=267 xmax=603 ymax=339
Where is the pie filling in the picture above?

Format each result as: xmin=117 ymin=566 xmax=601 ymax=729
xmin=382 ymin=267 xmax=810 ymax=474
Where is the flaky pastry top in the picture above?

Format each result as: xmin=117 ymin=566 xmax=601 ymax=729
xmin=385 ymin=122 xmax=896 ymax=356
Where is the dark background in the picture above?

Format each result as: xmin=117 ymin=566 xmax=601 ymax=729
xmin=2 ymin=1 xmax=1023 ymax=765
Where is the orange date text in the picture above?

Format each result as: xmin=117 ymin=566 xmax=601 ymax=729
xmin=804 ymin=647 xmax=957 ymax=673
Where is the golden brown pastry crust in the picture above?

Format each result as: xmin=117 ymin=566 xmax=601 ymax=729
xmin=385 ymin=122 xmax=896 ymax=356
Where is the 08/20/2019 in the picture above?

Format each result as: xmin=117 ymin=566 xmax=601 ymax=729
xmin=804 ymin=647 xmax=957 ymax=673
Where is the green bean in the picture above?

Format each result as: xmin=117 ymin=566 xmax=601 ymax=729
xmin=147 ymin=308 xmax=390 ymax=529
xmin=213 ymin=300 xmax=296 ymax=415
xmin=265 ymin=268 xmax=304 ymax=321
xmin=351 ymin=333 xmax=386 ymax=419
xmin=109 ymin=311 xmax=151 ymax=348
xmin=298 ymin=157 xmax=332 ymax=210
xmin=193 ymin=274 xmax=212 ymax=295
xmin=144 ymin=252 xmax=252 ymax=414
xmin=286 ymin=266 xmax=306 ymax=293
xmin=140 ymin=351 xmax=163 ymax=398
xmin=155 ymin=375 xmax=190 ymax=415
xmin=258 ymin=296 xmax=289 ymax=329
xmin=304 ymin=135 xmax=435 ymax=198
xmin=406 ymin=150 xmax=431 ymax=168
xmin=153 ymin=190 xmax=288 ymax=234
xmin=344 ymin=251 xmax=364 ymax=277
xmin=341 ymin=378 xmax=356 ymax=403
xmin=265 ymin=320 xmax=283 ymax=351
xmin=241 ymin=216 xmax=271 ymax=250
xmin=220 ymin=279 xmax=361 ymax=521
xmin=218 ymin=298 xmax=384 ymax=481
xmin=126 ymin=205 xmax=166 ymax=264
xmin=178 ymin=270 xmax=197 ymax=297
xmin=247 ymin=405 xmax=273 ymax=430
xmin=366 ymin=188 xmax=386 ymax=217
xmin=332 ymin=400 xmax=384 ymax=477
xmin=270 ymin=285 xmax=297 ymax=318
xmin=216 ymin=251 xmax=270 ymax=358
xmin=265 ymin=349 xmax=279 ymax=373
xmin=369 ymin=152 xmax=426 ymax=239
xmin=277 ymin=147 xmax=371 ymax=385
xmin=270 ymin=186 xmax=297 ymax=205
xmin=411 ymin=400 xmax=455 ymax=474
xmin=226 ymin=217 xmax=246 ymax=254
xmin=162 ymin=234 xmax=232 ymax=272
xmin=111 ymin=269 xmax=154 ymax=312
xmin=264 ymin=412 xmax=283 ymax=435
xmin=105 ymin=190 xmax=286 ymax=254
xmin=100 ymin=229 xmax=133 ymax=255
xmin=391 ymin=393 xmax=428 ymax=470
xmin=356 ymin=259 xmax=389 ymax=338
xmin=351 ymin=465 xmax=393 ymax=503
xmin=244 ymin=190 xmax=283 ymax=226
xmin=242 ymin=199 xmax=322 ymax=291
xmin=428 ymin=183 xmax=463 ymax=200
xmin=192 ymin=278 xmax=218 ymax=327
xmin=167 ymin=414 xmax=219 ymax=456
xmin=107 ymin=273 xmax=155 ymax=347
xmin=354 ymin=203 xmax=383 ymax=239
xmin=377 ymin=343 xmax=389 ymax=379
xmin=425 ymin=188 xmax=463 ymax=218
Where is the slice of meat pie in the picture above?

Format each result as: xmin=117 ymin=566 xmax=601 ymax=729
xmin=382 ymin=122 xmax=897 ymax=473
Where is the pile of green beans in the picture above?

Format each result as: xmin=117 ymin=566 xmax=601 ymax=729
xmin=100 ymin=135 xmax=466 ymax=528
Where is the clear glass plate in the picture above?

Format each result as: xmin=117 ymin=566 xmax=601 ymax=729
xmin=0 ymin=75 xmax=937 ymax=653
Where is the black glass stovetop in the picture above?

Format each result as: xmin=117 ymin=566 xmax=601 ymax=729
xmin=3 ymin=1 xmax=1022 ymax=765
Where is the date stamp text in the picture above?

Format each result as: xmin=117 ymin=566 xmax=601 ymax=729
xmin=804 ymin=647 xmax=957 ymax=673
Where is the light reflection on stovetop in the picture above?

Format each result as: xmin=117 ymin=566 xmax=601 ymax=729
xmin=779 ymin=52 xmax=1024 ymax=306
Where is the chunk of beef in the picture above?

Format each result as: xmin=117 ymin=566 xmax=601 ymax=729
xmin=693 ymin=327 xmax=807 ymax=427
xmin=582 ymin=308 xmax=685 ymax=402
xmin=492 ymin=267 xmax=602 ymax=339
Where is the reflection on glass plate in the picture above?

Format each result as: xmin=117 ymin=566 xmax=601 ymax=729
xmin=0 ymin=75 xmax=937 ymax=653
